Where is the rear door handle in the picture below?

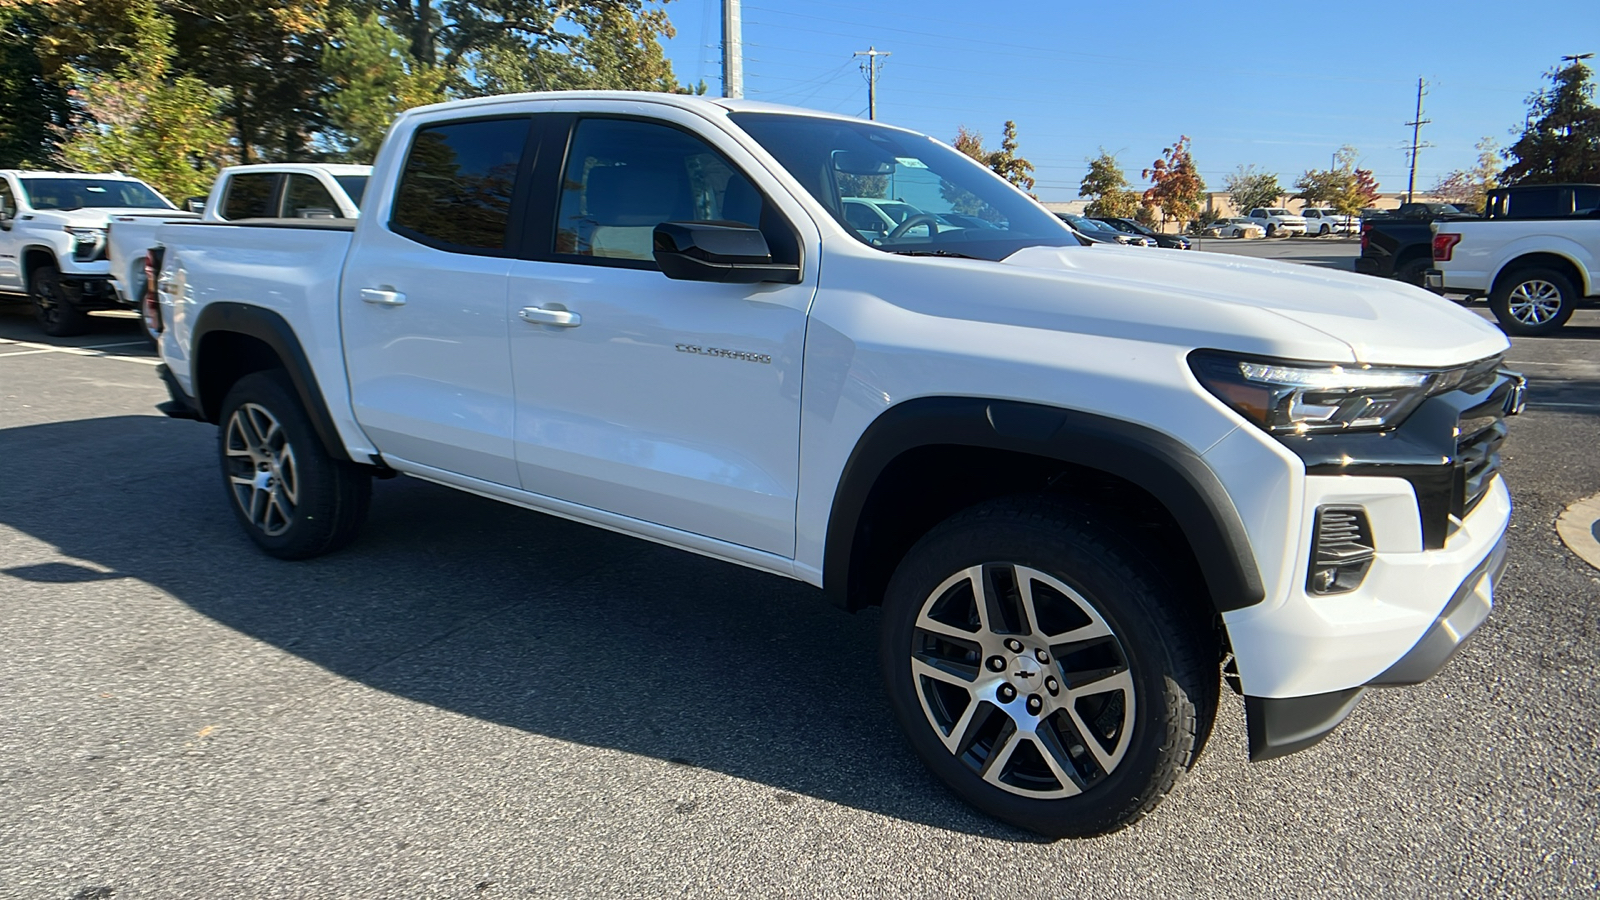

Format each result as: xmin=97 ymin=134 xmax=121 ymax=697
xmin=519 ymin=306 xmax=581 ymax=328
xmin=360 ymin=288 xmax=406 ymax=306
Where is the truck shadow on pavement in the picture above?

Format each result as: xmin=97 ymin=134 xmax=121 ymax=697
xmin=0 ymin=413 xmax=1042 ymax=840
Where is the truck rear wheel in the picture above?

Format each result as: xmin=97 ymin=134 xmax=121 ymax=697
xmin=1489 ymin=267 xmax=1577 ymax=336
xmin=218 ymin=370 xmax=371 ymax=559
xmin=31 ymin=264 xmax=90 ymax=337
xmin=879 ymin=497 xmax=1216 ymax=838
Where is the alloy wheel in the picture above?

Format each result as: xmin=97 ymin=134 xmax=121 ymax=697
xmin=909 ymin=563 xmax=1135 ymax=799
xmin=1507 ymin=279 xmax=1563 ymax=325
xmin=224 ymin=402 xmax=299 ymax=536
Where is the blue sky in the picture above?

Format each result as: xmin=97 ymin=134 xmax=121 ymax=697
xmin=659 ymin=1 xmax=1600 ymax=202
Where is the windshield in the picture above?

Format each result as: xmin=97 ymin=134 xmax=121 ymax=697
xmin=729 ymin=112 xmax=1075 ymax=260
xmin=334 ymin=175 xmax=369 ymax=209
xmin=20 ymin=178 xmax=171 ymax=211
xmin=1064 ymin=214 xmax=1117 ymax=234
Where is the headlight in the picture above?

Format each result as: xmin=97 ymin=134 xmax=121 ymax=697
xmin=64 ymin=226 xmax=107 ymax=261
xmin=1189 ymin=350 xmax=1448 ymax=434
xmin=1114 ymin=234 xmax=1135 ymax=244
xmin=65 ymin=225 xmax=106 ymax=240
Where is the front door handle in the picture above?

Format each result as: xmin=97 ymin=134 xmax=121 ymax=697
xmin=519 ymin=306 xmax=581 ymax=328
xmin=360 ymin=288 xmax=406 ymax=306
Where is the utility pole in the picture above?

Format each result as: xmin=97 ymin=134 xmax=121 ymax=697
xmin=721 ymin=0 xmax=743 ymax=99
xmin=1404 ymin=77 xmax=1430 ymax=204
xmin=854 ymin=46 xmax=890 ymax=120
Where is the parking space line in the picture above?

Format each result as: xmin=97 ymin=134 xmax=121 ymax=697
xmin=0 ymin=337 xmax=161 ymax=366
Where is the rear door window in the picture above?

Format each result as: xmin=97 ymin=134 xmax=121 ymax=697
xmin=222 ymin=173 xmax=279 ymax=220
xmin=283 ymin=174 xmax=340 ymax=218
xmin=391 ymin=117 xmax=531 ymax=254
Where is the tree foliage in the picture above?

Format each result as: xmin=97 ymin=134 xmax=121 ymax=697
xmin=18 ymin=0 xmax=687 ymax=167
xmin=1294 ymin=146 xmax=1376 ymax=216
xmin=949 ymin=121 xmax=1035 ymax=194
xmin=322 ymin=13 xmax=448 ymax=162
xmin=54 ymin=0 xmax=231 ymax=201
xmin=1079 ymin=149 xmax=1138 ymax=218
xmin=1501 ymin=57 xmax=1600 ymax=185
xmin=1141 ymin=135 xmax=1205 ymax=227
xmin=1432 ymin=138 xmax=1499 ymax=213
xmin=0 ymin=7 xmax=70 ymax=166
xmin=1222 ymin=164 xmax=1281 ymax=215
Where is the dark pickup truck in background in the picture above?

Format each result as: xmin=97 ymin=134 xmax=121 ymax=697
xmin=1355 ymin=203 xmax=1476 ymax=285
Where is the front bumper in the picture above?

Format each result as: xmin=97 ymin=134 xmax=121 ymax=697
xmin=1247 ymin=531 xmax=1507 ymax=760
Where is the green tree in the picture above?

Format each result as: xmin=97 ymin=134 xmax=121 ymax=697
xmin=1432 ymin=137 xmax=1499 ymax=213
xmin=1295 ymin=146 xmax=1371 ymax=216
xmin=322 ymin=13 xmax=448 ymax=162
xmin=1224 ymin=164 xmax=1282 ymax=214
xmin=1502 ymin=57 xmax=1600 ymax=185
xmin=987 ymin=120 xmax=1035 ymax=194
xmin=1142 ymin=135 xmax=1206 ymax=228
xmin=0 ymin=7 xmax=70 ymax=167
xmin=54 ymin=0 xmax=232 ymax=201
xmin=1079 ymin=148 xmax=1138 ymax=217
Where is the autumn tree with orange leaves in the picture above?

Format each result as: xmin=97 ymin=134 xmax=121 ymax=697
xmin=1141 ymin=135 xmax=1206 ymax=230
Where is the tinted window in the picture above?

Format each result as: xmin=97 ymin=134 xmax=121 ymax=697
xmin=223 ymin=173 xmax=278 ymax=219
xmin=21 ymin=178 xmax=172 ymax=211
xmin=392 ymin=117 xmax=528 ymax=253
xmin=0 ymin=181 xmax=13 ymax=218
xmin=334 ymin=175 xmax=369 ymax=209
xmin=1508 ymin=187 xmax=1561 ymax=219
xmin=554 ymin=118 xmax=772 ymax=263
xmin=1574 ymin=186 xmax=1600 ymax=216
xmin=283 ymin=174 xmax=339 ymax=218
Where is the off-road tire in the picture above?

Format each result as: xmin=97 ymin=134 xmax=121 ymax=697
xmin=218 ymin=369 xmax=371 ymax=559
xmin=31 ymin=263 xmax=90 ymax=337
xmin=879 ymin=496 xmax=1217 ymax=838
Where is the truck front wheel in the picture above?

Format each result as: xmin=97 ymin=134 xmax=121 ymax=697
xmin=879 ymin=498 xmax=1216 ymax=838
xmin=218 ymin=370 xmax=371 ymax=559
xmin=31 ymin=263 xmax=90 ymax=337
xmin=1490 ymin=268 xmax=1577 ymax=336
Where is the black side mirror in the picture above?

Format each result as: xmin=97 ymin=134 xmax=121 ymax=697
xmin=653 ymin=222 xmax=801 ymax=284
xmin=184 ymin=197 xmax=207 ymax=214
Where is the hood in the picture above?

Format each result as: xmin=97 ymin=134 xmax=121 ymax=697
xmin=999 ymin=246 xmax=1509 ymax=367
xmin=27 ymin=207 xmax=179 ymax=227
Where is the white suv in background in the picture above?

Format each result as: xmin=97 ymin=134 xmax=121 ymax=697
xmin=1247 ymin=207 xmax=1308 ymax=237
xmin=1302 ymin=207 xmax=1357 ymax=236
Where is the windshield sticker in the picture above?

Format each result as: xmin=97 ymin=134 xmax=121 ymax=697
xmin=86 ymin=186 xmax=106 ymax=193
xmin=894 ymin=157 xmax=928 ymax=169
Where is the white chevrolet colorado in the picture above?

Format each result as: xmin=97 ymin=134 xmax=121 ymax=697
xmin=1429 ymin=210 xmax=1599 ymax=336
xmin=0 ymin=170 xmax=177 ymax=335
xmin=145 ymin=92 xmax=1524 ymax=837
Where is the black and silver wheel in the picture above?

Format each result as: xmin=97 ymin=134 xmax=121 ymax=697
xmin=881 ymin=499 xmax=1215 ymax=838
xmin=1265 ymin=224 xmax=1279 ymax=238
xmin=219 ymin=370 xmax=371 ymax=559
xmin=1489 ymin=268 xmax=1576 ymax=336
xmin=31 ymin=263 xmax=90 ymax=337
xmin=1317 ymin=225 xmax=1330 ymax=236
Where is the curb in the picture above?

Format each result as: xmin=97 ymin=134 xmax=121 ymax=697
xmin=1555 ymin=493 xmax=1600 ymax=573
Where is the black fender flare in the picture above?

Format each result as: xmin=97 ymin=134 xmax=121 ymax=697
xmin=823 ymin=397 xmax=1266 ymax=614
xmin=190 ymin=302 xmax=352 ymax=462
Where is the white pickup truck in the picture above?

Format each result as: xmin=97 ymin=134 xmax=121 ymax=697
xmin=108 ymin=163 xmax=372 ymax=333
xmin=1429 ymin=213 xmax=1599 ymax=336
xmin=1247 ymin=207 xmax=1308 ymax=238
xmin=145 ymin=92 xmax=1523 ymax=838
xmin=0 ymin=170 xmax=178 ymax=335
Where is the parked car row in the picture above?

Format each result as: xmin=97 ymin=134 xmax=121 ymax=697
xmin=0 ymin=163 xmax=370 ymax=337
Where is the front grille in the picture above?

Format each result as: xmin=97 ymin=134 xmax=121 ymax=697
xmin=1458 ymin=419 xmax=1506 ymax=516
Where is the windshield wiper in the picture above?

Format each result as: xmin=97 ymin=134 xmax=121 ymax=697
xmin=890 ymin=249 xmax=981 ymax=259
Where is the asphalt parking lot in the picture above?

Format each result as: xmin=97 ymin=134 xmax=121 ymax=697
xmin=1 ymin=288 xmax=1597 ymax=898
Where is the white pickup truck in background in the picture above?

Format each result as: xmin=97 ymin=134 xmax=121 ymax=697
xmin=0 ymin=170 xmax=178 ymax=335
xmin=107 ymin=163 xmax=371 ymax=332
xmin=141 ymin=91 xmax=1521 ymax=838
xmin=1429 ymin=212 xmax=1599 ymax=335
